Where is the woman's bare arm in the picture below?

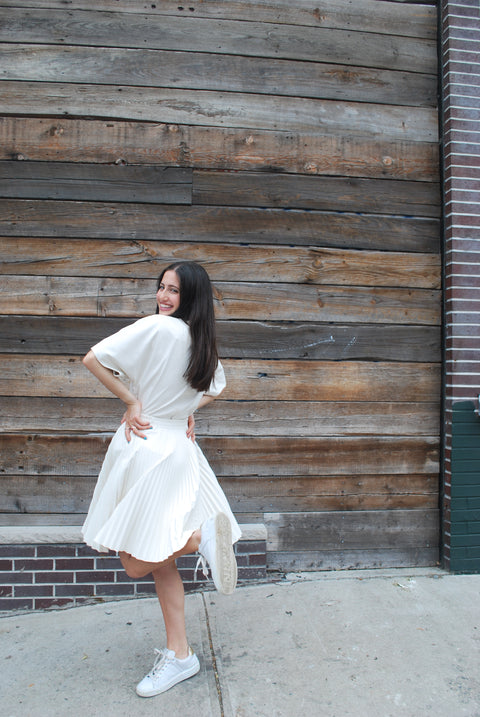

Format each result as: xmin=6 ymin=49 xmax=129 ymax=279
xmin=83 ymin=350 xmax=151 ymax=441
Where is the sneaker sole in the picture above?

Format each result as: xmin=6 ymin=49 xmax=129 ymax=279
xmin=213 ymin=512 xmax=237 ymax=595
xmin=136 ymin=661 xmax=200 ymax=697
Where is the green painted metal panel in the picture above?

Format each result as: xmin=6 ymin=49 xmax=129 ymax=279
xmin=450 ymin=534 xmax=480 ymax=547
xmin=449 ymin=558 xmax=480 ymax=573
xmin=452 ymin=546 xmax=480 ymax=559
xmin=451 ymin=497 xmax=480 ymax=510
xmin=452 ymin=468 xmax=480 ymax=496
xmin=450 ymin=520 xmax=480 ymax=535
xmin=450 ymin=401 xmax=480 ymax=572
xmin=452 ymin=433 xmax=480 ymax=446
xmin=451 ymin=483 xmax=480 ymax=498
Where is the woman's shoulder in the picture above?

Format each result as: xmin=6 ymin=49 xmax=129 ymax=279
xmin=133 ymin=314 xmax=189 ymax=338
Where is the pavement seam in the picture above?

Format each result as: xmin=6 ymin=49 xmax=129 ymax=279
xmin=201 ymin=592 xmax=225 ymax=717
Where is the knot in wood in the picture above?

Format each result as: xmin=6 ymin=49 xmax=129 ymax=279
xmin=382 ymin=156 xmax=393 ymax=166
xmin=313 ymin=8 xmax=326 ymax=22
xmin=304 ymin=162 xmax=318 ymax=173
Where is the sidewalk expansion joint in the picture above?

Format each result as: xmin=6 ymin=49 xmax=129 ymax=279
xmin=201 ymin=592 xmax=224 ymax=717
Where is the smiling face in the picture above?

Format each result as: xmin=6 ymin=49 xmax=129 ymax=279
xmin=156 ymin=269 xmax=181 ymax=315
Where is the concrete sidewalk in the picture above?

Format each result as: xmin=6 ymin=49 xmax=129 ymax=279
xmin=1 ymin=568 xmax=479 ymax=716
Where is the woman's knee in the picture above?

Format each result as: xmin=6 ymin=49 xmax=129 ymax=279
xmin=119 ymin=551 xmax=151 ymax=579
xmin=125 ymin=564 xmax=148 ymax=579
xmin=152 ymin=559 xmax=177 ymax=581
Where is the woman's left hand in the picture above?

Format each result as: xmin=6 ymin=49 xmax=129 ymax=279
xmin=187 ymin=414 xmax=196 ymax=442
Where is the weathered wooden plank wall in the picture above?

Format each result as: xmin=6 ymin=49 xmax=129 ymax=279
xmin=0 ymin=0 xmax=441 ymax=570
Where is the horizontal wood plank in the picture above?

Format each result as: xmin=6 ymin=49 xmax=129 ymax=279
xmin=267 ymin=548 xmax=439 ymax=571
xmin=213 ymin=282 xmax=440 ymax=325
xmin=0 ymin=162 xmax=192 ymax=204
xmin=0 ymin=118 xmax=440 ymax=181
xmin=0 ymin=276 xmax=441 ymax=324
xmin=0 ymin=237 xmax=441 ymax=288
xmin=0 ymin=9 xmax=437 ymax=72
xmin=0 ymin=200 xmax=440 ymax=252
xmin=0 ymin=434 xmax=439 ymax=476
xmin=193 ymin=170 xmax=440 ymax=216
xmin=0 ymin=356 xmax=441 ymax=401
xmin=0 ymin=1 xmax=438 ymax=39
xmin=0 ymin=44 xmax=437 ymax=107
xmin=0 ymin=397 xmax=440 ymax=436
xmin=0 ymin=513 xmax=85 ymax=526
xmin=0 ymin=317 xmax=441 ymax=362
xmin=0 ymin=475 xmax=97 ymax=514
xmin=0 ymin=81 xmax=438 ymax=140
xmin=223 ymin=475 xmax=439 ymax=512
xmin=264 ymin=509 xmax=440 ymax=550
xmin=0 ymin=474 xmax=439 ymax=514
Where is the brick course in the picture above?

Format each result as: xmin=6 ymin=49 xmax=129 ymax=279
xmin=0 ymin=536 xmax=267 ymax=612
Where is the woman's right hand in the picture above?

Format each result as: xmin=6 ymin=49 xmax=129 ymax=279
xmin=121 ymin=400 xmax=151 ymax=442
xmin=186 ymin=413 xmax=196 ymax=442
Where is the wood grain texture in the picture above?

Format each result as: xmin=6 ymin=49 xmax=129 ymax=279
xmin=0 ymin=161 xmax=441 ymax=214
xmin=0 ymin=275 xmax=441 ymax=324
xmin=0 ymin=8 xmax=437 ymax=71
xmin=0 ymin=475 xmax=97 ymax=514
xmin=0 ymin=237 xmax=441 ymax=287
xmin=267 ymin=547 xmax=439 ymax=571
xmin=0 ymin=44 xmax=437 ymax=107
xmin=0 ymin=316 xmax=441 ymax=362
xmin=0 ymin=474 xmax=439 ymax=514
xmin=0 ymin=118 xmax=440 ymax=181
xmin=0 ymin=200 xmax=441 ymax=251
xmin=0 ymin=513 xmax=85 ymax=526
xmin=0 ymin=434 xmax=439 ymax=476
xmin=0 ymin=81 xmax=438 ymax=139
xmin=0 ymin=355 xmax=440 ymax=402
xmin=193 ymin=170 xmax=440 ymax=216
xmin=0 ymin=162 xmax=192 ymax=203
xmin=264 ymin=509 xmax=439 ymax=550
xmin=0 ymin=397 xmax=440 ymax=436
xmin=0 ymin=1 xmax=438 ymax=39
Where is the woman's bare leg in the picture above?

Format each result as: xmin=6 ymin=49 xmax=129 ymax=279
xmin=152 ymin=561 xmax=189 ymax=658
xmin=119 ymin=529 xmax=201 ymax=579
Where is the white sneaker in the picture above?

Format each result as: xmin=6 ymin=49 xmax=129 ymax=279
xmin=196 ymin=512 xmax=237 ymax=595
xmin=136 ymin=647 xmax=200 ymax=697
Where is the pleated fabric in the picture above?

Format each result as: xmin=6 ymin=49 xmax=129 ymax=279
xmin=82 ymin=418 xmax=241 ymax=562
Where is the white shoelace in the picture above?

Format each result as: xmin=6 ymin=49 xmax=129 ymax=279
xmin=149 ymin=648 xmax=172 ymax=676
xmin=194 ymin=553 xmax=209 ymax=582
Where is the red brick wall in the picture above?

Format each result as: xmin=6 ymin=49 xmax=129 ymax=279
xmin=0 ymin=539 xmax=266 ymax=612
xmin=441 ymin=0 xmax=480 ymax=569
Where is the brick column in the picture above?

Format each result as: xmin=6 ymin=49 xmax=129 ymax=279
xmin=441 ymin=0 xmax=480 ymax=572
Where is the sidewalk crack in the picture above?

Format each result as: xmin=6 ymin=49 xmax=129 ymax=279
xmin=202 ymin=592 xmax=224 ymax=717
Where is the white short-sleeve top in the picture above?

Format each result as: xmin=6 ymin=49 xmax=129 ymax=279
xmin=91 ymin=314 xmax=225 ymax=421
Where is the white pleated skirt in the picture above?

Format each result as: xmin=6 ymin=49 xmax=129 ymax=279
xmin=82 ymin=418 xmax=241 ymax=562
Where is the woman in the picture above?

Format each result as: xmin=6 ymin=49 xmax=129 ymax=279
xmin=81 ymin=261 xmax=241 ymax=698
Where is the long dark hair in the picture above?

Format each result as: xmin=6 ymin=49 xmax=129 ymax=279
xmin=156 ymin=261 xmax=218 ymax=392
